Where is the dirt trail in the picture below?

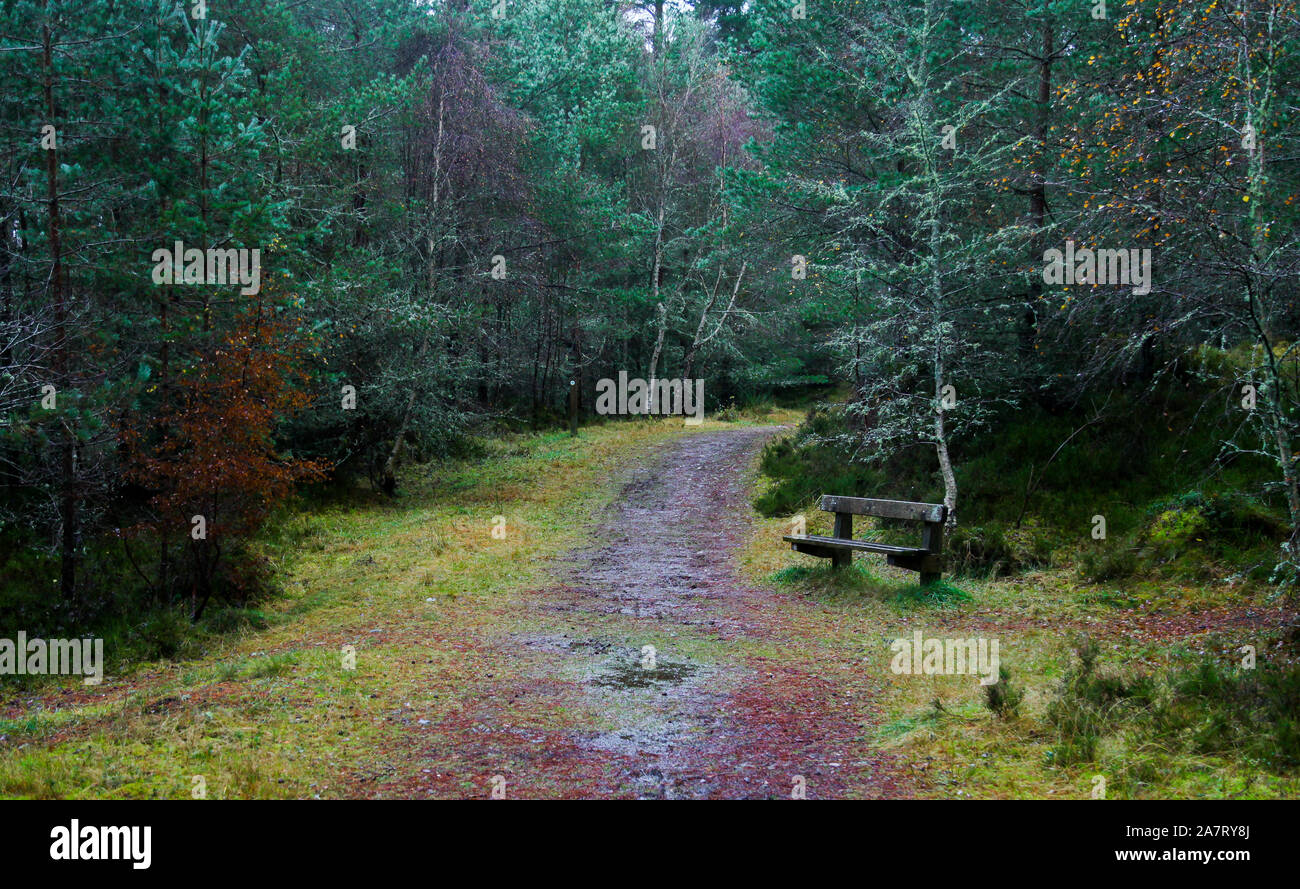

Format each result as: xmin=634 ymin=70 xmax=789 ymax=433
xmin=486 ymin=426 xmax=912 ymax=799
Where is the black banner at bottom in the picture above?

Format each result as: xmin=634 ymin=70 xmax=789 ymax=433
xmin=0 ymin=801 xmax=1279 ymax=877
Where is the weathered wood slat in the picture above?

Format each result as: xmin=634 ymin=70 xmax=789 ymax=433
xmin=886 ymin=552 xmax=944 ymax=574
xmin=818 ymin=495 xmax=947 ymax=523
xmin=789 ymin=540 xmax=843 ymax=560
xmin=783 ymin=534 xmax=928 ymax=556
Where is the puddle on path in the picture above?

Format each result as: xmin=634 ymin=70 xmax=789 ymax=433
xmin=591 ymin=659 xmax=699 ymax=690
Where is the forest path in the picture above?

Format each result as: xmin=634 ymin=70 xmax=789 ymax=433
xmin=8 ymin=422 xmax=1292 ymax=800
xmin=378 ymin=426 xmax=915 ymax=799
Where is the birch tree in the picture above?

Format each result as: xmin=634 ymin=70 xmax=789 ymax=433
xmin=826 ymin=0 xmax=1027 ymax=525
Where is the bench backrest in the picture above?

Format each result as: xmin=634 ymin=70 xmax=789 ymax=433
xmin=819 ymin=495 xmax=946 ymax=524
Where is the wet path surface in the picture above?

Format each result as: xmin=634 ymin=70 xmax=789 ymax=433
xmin=500 ymin=427 xmax=912 ymax=799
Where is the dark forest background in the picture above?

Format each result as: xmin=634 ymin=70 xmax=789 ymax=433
xmin=2 ymin=0 xmax=1298 ymax=640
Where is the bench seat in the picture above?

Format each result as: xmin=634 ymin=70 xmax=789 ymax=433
xmin=782 ymin=534 xmax=927 ymax=556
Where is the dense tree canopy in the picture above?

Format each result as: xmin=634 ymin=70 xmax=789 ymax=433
xmin=2 ymin=0 xmax=1298 ymax=623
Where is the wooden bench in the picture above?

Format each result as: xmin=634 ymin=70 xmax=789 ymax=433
xmin=783 ymin=495 xmax=948 ymax=584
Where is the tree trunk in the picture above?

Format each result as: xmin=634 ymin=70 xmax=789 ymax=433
xmin=647 ymin=302 xmax=667 ymax=395
xmin=920 ymin=16 xmax=957 ymax=529
xmin=1020 ymin=21 xmax=1053 ymax=375
xmin=43 ymin=10 xmax=76 ymax=602
xmin=646 ymin=197 xmax=667 ymax=392
xmin=380 ymin=334 xmax=430 ymax=495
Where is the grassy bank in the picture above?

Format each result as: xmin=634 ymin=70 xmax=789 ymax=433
xmin=742 ymin=406 xmax=1300 ymax=799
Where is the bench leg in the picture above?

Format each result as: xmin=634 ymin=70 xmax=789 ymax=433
xmin=920 ymin=522 xmax=943 ymax=587
xmin=830 ymin=512 xmax=853 ymax=569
